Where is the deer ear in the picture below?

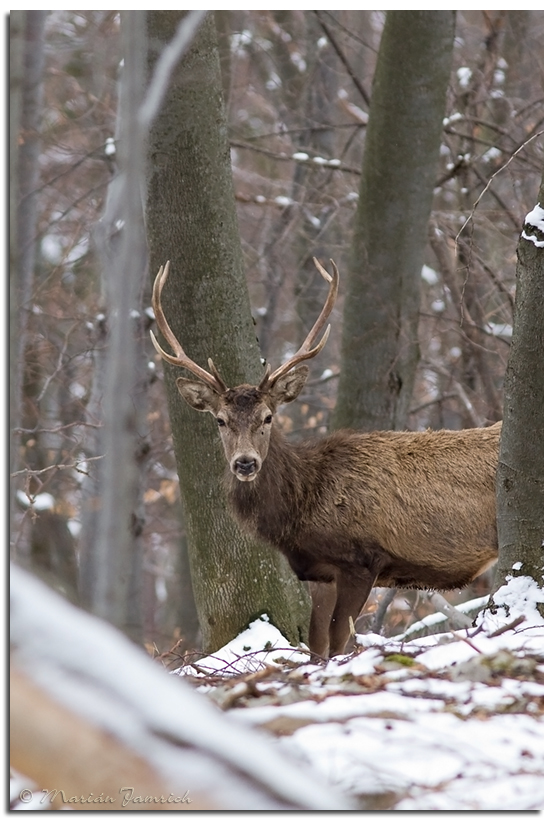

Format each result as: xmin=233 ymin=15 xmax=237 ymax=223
xmin=176 ymin=378 xmax=220 ymax=414
xmin=269 ymin=365 xmax=309 ymax=406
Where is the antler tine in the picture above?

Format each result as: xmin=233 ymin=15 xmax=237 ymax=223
xmin=261 ymin=258 xmax=339 ymax=389
xmin=150 ymin=261 xmax=227 ymax=394
xmin=207 ymin=357 xmax=228 ymax=393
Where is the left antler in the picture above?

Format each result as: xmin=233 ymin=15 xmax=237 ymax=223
xmin=150 ymin=261 xmax=228 ymax=394
xmin=258 ymin=258 xmax=339 ymax=390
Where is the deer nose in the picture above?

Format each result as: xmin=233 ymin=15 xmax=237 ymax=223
xmin=233 ymin=457 xmax=258 ymax=478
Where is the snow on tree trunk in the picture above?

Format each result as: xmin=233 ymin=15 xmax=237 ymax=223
xmin=493 ymin=183 xmax=543 ymax=602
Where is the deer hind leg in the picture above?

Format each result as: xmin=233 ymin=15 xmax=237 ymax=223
xmin=308 ymin=580 xmax=337 ymax=659
xmin=328 ymin=571 xmax=374 ymax=657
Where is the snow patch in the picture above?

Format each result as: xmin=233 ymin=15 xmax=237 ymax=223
xmin=274 ymin=196 xmax=292 ymax=207
xmin=16 ymin=491 xmax=55 ymax=511
xmin=457 ymin=67 xmax=472 ymax=88
xmin=522 ymin=204 xmax=544 ymax=247
xmin=176 ymin=616 xmax=308 ymax=677
xmin=421 ymin=264 xmax=439 ymax=285
xmin=178 ymin=592 xmax=543 ymax=810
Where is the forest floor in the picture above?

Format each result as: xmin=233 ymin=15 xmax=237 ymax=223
xmin=173 ymin=575 xmax=544 ymax=811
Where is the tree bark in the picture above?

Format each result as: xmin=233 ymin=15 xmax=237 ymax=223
xmin=493 ymin=182 xmax=543 ymax=596
xmin=88 ymin=12 xmax=148 ymax=639
xmin=10 ymin=11 xmax=47 ymax=550
xmin=332 ymin=11 xmax=455 ymax=432
xmin=291 ymin=13 xmax=340 ymax=401
xmin=9 ymin=11 xmax=26 ymax=548
xmin=145 ymin=12 xmax=310 ymax=652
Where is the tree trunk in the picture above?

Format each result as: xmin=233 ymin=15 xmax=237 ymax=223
xmin=493 ymin=183 xmax=543 ymax=597
xmin=332 ymin=11 xmax=455 ymax=432
xmin=9 ymin=11 xmax=26 ymax=548
xmin=289 ymin=13 xmax=340 ymax=435
xmin=145 ymin=12 xmax=310 ymax=652
xmin=10 ymin=11 xmax=47 ymax=551
xmin=87 ymin=12 xmax=148 ymax=640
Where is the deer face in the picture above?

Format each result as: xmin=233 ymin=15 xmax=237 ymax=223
xmin=151 ymin=258 xmax=337 ymax=479
xmin=176 ymin=366 xmax=309 ymax=481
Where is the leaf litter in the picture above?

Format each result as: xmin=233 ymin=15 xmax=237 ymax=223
xmin=172 ymin=577 xmax=543 ymax=811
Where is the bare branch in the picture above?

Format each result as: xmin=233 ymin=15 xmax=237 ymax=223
xmin=11 ymin=454 xmax=104 ymax=479
xmin=230 ymin=139 xmax=362 ymax=175
xmin=455 ymin=131 xmax=544 ymax=242
xmin=313 ymin=11 xmax=371 ymax=108
xmin=426 ymin=591 xmax=474 ymax=630
xmin=425 ymin=359 xmax=484 ymax=427
xmin=35 ymin=321 xmax=79 ymax=402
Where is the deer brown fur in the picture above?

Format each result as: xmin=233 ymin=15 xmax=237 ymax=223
xmin=151 ymin=259 xmax=500 ymax=658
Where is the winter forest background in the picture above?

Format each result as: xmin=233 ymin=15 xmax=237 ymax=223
xmin=9 ymin=10 xmax=544 ymax=812
xmin=10 ymin=10 xmax=543 ymax=655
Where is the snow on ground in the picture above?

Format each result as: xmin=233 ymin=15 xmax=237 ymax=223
xmin=176 ymin=576 xmax=544 ymax=811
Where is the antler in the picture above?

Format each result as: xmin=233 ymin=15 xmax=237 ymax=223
xmin=150 ymin=261 xmax=228 ymax=394
xmin=259 ymin=258 xmax=339 ymax=391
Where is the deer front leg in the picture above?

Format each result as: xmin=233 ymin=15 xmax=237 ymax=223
xmin=328 ymin=571 xmax=373 ymax=657
xmin=308 ymin=580 xmax=337 ymax=659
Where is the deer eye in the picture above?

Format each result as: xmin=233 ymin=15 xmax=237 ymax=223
xmin=217 ymin=417 xmax=226 ymax=427
xmin=264 ymin=414 xmax=273 ymax=425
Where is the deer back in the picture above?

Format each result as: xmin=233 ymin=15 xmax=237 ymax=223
xmin=227 ymin=422 xmax=501 ymax=590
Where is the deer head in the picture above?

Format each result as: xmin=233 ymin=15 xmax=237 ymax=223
xmin=150 ymin=258 xmax=339 ymax=481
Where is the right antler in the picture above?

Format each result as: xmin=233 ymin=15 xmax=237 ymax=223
xmin=258 ymin=258 xmax=339 ymax=390
xmin=150 ymin=261 xmax=228 ymax=394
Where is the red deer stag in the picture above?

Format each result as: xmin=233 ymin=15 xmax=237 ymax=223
xmin=151 ymin=259 xmax=500 ymax=658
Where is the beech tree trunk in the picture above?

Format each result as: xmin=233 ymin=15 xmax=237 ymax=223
xmin=332 ymin=11 xmax=455 ymax=432
xmin=145 ymin=12 xmax=310 ymax=652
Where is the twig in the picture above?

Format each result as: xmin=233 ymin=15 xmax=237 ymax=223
xmin=230 ymin=140 xmax=361 ymax=175
xmin=409 ymin=393 xmax=459 ymax=415
xmin=447 ymin=631 xmax=483 ymax=655
xmin=178 ymin=645 xmax=311 ymax=680
xmin=487 ymin=614 xmax=526 ymax=638
xmin=425 ymin=360 xmax=484 ymax=427
xmin=471 ymin=163 xmax=521 ymax=231
xmin=14 ymin=420 xmax=103 ymax=435
xmin=11 ymin=454 xmax=104 ymax=479
xmin=313 ymin=11 xmax=371 ymax=109
xmin=35 ymin=322 xmax=79 ymax=402
xmin=373 ymin=588 xmax=397 ymax=635
xmin=455 ymin=131 xmax=544 ymax=242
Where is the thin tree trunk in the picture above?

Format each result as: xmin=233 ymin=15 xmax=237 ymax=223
xmin=10 ymin=11 xmax=27 ymax=551
xmin=10 ymin=11 xmax=47 ymax=552
xmin=290 ymin=13 xmax=340 ymax=431
xmin=332 ymin=11 xmax=455 ymax=432
xmin=16 ymin=11 xmax=47 ymax=355
xmin=493 ymin=183 xmax=543 ymax=598
xmin=77 ymin=314 xmax=107 ymax=608
xmin=145 ymin=12 xmax=310 ymax=652
xmin=88 ymin=12 xmax=147 ymax=639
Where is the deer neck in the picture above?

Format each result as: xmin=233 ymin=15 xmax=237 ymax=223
xmin=225 ymin=425 xmax=307 ymax=544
